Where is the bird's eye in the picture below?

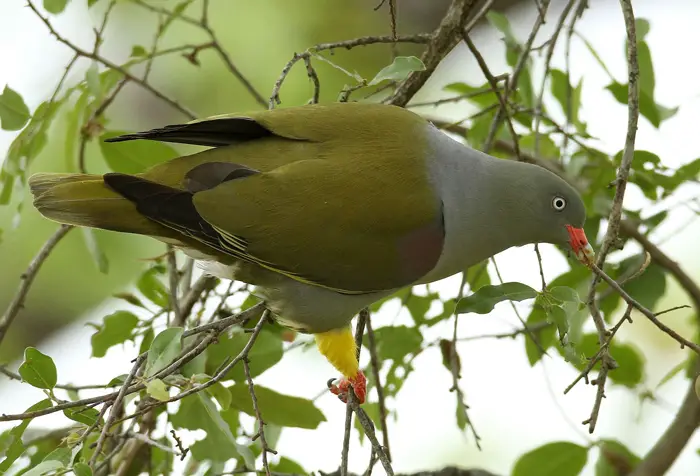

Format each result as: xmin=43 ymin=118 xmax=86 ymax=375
xmin=552 ymin=196 xmax=567 ymax=211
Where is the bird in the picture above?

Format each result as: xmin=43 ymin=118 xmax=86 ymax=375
xmin=29 ymin=102 xmax=594 ymax=404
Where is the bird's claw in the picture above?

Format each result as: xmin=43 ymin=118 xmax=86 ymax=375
xmin=327 ymin=371 xmax=366 ymax=404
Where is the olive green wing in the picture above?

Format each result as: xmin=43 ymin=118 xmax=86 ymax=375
xmin=104 ymin=102 xmax=443 ymax=293
xmin=192 ymin=154 xmax=445 ymax=294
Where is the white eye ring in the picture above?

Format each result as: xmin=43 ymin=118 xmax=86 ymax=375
xmin=552 ymin=196 xmax=567 ymax=211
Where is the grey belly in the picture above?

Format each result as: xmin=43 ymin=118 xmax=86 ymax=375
xmin=197 ymin=258 xmax=394 ymax=334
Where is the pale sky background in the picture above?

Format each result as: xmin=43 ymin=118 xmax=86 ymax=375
xmin=2 ymin=1 xmax=700 ymax=475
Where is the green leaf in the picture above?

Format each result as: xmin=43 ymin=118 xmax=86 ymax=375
xmin=228 ymin=384 xmax=326 ymax=429
xmin=606 ymin=82 xmax=677 ymax=128
xmin=595 ymin=439 xmax=640 ymax=476
xmin=87 ymin=0 xmax=100 ymax=6
xmin=136 ymin=266 xmax=170 ymax=307
xmin=81 ymin=228 xmax=109 ymax=274
xmin=635 ymin=18 xmax=650 ymax=40
xmin=112 ymin=292 xmax=146 ymax=309
xmin=465 ymin=261 xmax=490 ymax=291
xmin=41 ymin=446 xmax=71 ymax=467
xmin=456 ymin=282 xmax=538 ymax=314
xmin=368 ymin=56 xmax=425 ymax=85
xmin=549 ymin=286 xmax=581 ymax=305
xmin=271 ymin=457 xmax=306 ymax=474
xmin=63 ymin=88 xmax=90 ymax=170
xmin=513 ymin=441 xmax=589 ymax=476
xmin=145 ymin=327 xmax=183 ymax=377
xmin=576 ymin=32 xmax=614 ymax=80
xmin=100 ymin=130 xmax=179 ymax=174
xmin=550 ymin=69 xmax=584 ymax=132
xmin=621 ymin=260 xmax=667 ymax=311
xmin=146 ymin=378 xmax=170 ymax=401
xmin=486 ymin=11 xmax=518 ymax=45
xmin=22 ymin=459 xmax=64 ymax=476
xmin=139 ymin=327 xmax=155 ymax=355
xmin=547 ymin=305 xmax=570 ymax=341
xmin=63 ymin=406 xmax=102 ymax=427
xmin=19 ymin=347 xmax=57 ymax=389
xmin=369 ymin=325 xmax=423 ymax=362
xmin=404 ymin=292 xmax=437 ymax=325
xmin=0 ymin=399 xmax=52 ymax=472
xmin=182 ymin=350 xmax=208 ymax=381
xmin=91 ymin=310 xmax=139 ymax=358
xmin=1 ymin=98 xmax=65 ymax=205
xmin=206 ymin=329 xmax=282 ymax=382
xmin=204 ymin=380 xmax=232 ymax=410
xmin=0 ymin=86 xmax=30 ymax=131
xmin=85 ymin=62 xmax=102 ymax=100
xmin=443 ymin=82 xmax=498 ymax=109
xmin=43 ymin=0 xmax=69 ymax=14
xmin=130 ymin=45 xmax=147 ymax=58
xmin=171 ymin=392 xmax=255 ymax=466
xmin=107 ymin=374 xmax=127 ymax=386
xmin=575 ymin=334 xmax=645 ymax=388
xmin=656 ymin=360 xmax=688 ymax=390
xmin=73 ymin=462 xmax=93 ymax=476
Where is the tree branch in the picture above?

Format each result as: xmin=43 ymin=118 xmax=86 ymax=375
xmin=388 ymin=0 xmax=480 ymax=107
xmin=0 ymin=225 xmax=72 ymax=348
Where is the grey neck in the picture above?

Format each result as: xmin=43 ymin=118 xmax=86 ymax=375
xmin=418 ymin=126 xmax=538 ymax=283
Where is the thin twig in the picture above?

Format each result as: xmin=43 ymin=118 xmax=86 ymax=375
xmin=462 ymin=32 xmax=521 ymax=160
xmin=0 ymin=225 xmax=72 ymax=347
xmin=534 ymin=244 xmax=547 ymax=291
xmin=26 ymin=0 xmax=197 ymax=119
xmin=0 ymin=366 xmax=121 ymax=391
xmin=583 ymin=305 xmax=632 ymax=433
xmin=533 ymin=0 xmax=576 ymax=156
xmin=89 ymin=354 xmax=147 ymax=468
xmin=302 ymin=56 xmax=321 ymax=104
xmin=449 ymin=275 xmax=481 ymax=449
xmin=341 ymin=310 xmax=369 ymax=476
xmin=591 ymin=264 xmax=700 ymax=354
xmin=167 ymin=247 xmax=183 ymax=326
xmin=343 ymin=310 xmax=394 ymax=476
xmin=269 ymin=34 xmax=431 ymax=108
xmin=243 ymin=357 xmax=277 ymax=476
xmin=483 ymin=0 xmax=551 ymax=153
xmin=0 ymin=306 xmax=262 ymax=423
xmin=388 ymin=0 xmax=479 ymax=107
xmin=365 ymin=317 xmax=391 ymax=461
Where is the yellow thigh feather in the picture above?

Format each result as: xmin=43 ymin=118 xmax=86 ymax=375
xmin=314 ymin=327 xmax=358 ymax=379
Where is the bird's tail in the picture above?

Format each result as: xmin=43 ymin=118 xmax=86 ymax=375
xmin=28 ymin=173 xmax=171 ymax=238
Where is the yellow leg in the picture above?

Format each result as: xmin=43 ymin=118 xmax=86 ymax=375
xmin=314 ymin=326 xmax=359 ymax=379
xmin=314 ymin=327 xmax=366 ymax=403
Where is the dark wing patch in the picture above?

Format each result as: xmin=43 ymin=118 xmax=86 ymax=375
xmin=103 ymin=117 xmax=273 ymax=147
xmin=184 ymin=162 xmax=260 ymax=193
xmin=103 ymin=173 xmax=234 ymax=254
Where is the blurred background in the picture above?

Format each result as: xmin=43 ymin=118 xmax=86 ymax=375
xmin=1 ymin=0 xmax=700 ymax=474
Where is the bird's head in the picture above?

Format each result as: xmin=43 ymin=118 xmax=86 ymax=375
xmin=525 ymin=166 xmax=594 ymax=265
xmin=493 ymin=161 xmax=595 ymax=266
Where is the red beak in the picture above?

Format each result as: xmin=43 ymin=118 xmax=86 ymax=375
xmin=565 ymin=225 xmax=595 ymax=266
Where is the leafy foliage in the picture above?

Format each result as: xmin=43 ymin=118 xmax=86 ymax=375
xmin=369 ymin=56 xmax=426 ymax=85
xmin=0 ymin=86 xmax=30 ymax=131
xmin=1 ymin=5 xmax=697 ymax=476
xmin=90 ymin=310 xmax=139 ymax=357
xmin=228 ymin=384 xmax=326 ymax=429
xmin=512 ymin=441 xmax=589 ymax=476
xmin=18 ymin=347 xmax=57 ymax=389
xmin=457 ymin=282 xmax=538 ymax=314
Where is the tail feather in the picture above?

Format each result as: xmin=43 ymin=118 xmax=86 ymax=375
xmin=29 ymin=173 xmax=175 ymax=238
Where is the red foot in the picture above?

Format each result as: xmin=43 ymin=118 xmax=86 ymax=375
xmin=328 ymin=371 xmax=366 ymax=404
